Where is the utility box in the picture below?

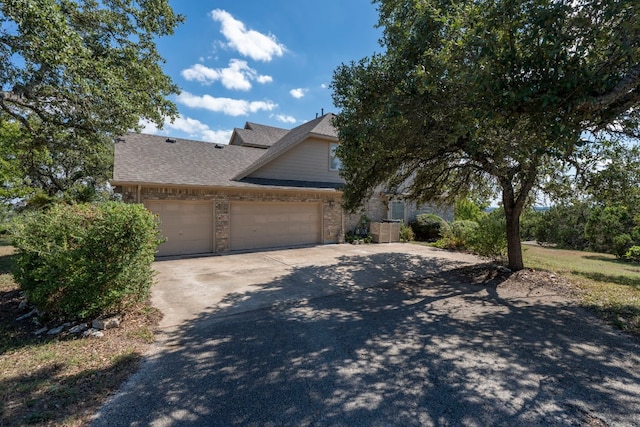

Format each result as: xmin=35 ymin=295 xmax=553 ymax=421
xmin=370 ymin=221 xmax=400 ymax=243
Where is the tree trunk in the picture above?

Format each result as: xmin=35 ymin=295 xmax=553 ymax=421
xmin=502 ymin=185 xmax=525 ymax=271
xmin=504 ymin=206 xmax=524 ymax=271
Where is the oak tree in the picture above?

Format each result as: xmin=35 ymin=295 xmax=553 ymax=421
xmin=332 ymin=0 xmax=640 ymax=270
xmin=0 ymin=0 xmax=182 ymax=202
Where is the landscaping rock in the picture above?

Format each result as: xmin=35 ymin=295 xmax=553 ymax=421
xmin=47 ymin=325 xmax=66 ymax=335
xmin=34 ymin=327 xmax=48 ymax=335
xmin=69 ymin=323 xmax=89 ymax=334
xmin=47 ymin=322 xmax=72 ymax=335
xmin=92 ymin=316 xmax=121 ymax=330
xmin=83 ymin=328 xmax=104 ymax=338
xmin=16 ymin=308 xmax=38 ymax=321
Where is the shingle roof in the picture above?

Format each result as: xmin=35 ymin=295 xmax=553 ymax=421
xmin=234 ymin=113 xmax=338 ymax=180
xmin=111 ymin=131 xmax=341 ymax=191
xmin=112 ymin=133 xmax=266 ymax=187
xmin=230 ymin=122 xmax=288 ymax=148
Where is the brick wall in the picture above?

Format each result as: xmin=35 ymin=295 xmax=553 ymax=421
xmin=117 ymin=185 xmax=343 ymax=253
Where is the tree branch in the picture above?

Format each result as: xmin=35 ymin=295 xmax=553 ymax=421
xmin=582 ymin=63 xmax=640 ymax=113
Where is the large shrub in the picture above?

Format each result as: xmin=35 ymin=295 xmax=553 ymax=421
xmin=467 ymin=209 xmax=507 ymax=258
xmin=410 ymin=213 xmax=450 ymax=241
xmin=613 ymin=234 xmax=634 ymax=259
xmin=533 ymin=203 xmax=590 ymax=250
xmin=519 ymin=209 xmax=546 ymax=241
xmin=435 ymin=220 xmax=480 ymax=249
xmin=585 ymin=205 xmax=634 ymax=254
xmin=450 ymin=220 xmax=479 ymax=242
xmin=12 ymin=202 xmax=162 ymax=320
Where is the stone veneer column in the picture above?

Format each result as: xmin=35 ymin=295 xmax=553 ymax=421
xmin=323 ymin=199 xmax=343 ymax=243
xmin=215 ymin=199 xmax=230 ymax=253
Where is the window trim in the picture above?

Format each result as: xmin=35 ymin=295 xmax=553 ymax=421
xmin=388 ymin=199 xmax=406 ymax=222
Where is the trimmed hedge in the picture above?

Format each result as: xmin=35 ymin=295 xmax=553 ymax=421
xmin=12 ymin=202 xmax=162 ymax=320
xmin=410 ymin=213 xmax=450 ymax=241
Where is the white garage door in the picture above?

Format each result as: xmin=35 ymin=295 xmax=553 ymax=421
xmin=230 ymin=202 xmax=322 ymax=251
xmin=145 ymin=201 xmax=214 ymax=256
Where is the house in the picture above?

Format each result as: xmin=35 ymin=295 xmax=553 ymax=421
xmin=111 ymin=113 xmax=451 ymax=257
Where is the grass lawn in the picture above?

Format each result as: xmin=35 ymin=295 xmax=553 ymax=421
xmin=523 ymin=243 xmax=640 ymax=334
xmin=0 ymin=237 xmax=160 ymax=426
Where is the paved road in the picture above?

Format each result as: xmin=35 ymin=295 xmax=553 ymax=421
xmin=91 ymin=244 xmax=640 ymax=426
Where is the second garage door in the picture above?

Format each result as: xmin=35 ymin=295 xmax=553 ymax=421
xmin=230 ymin=202 xmax=321 ymax=251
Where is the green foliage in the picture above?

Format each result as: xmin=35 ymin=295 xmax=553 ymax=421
xmin=331 ymin=0 xmax=640 ymax=270
xmin=435 ymin=220 xmax=479 ymax=249
xmin=454 ymin=199 xmax=485 ymax=223
xmin=0 ymin=1 xmax=182 ymax=136
xmin=583 ymin=143 xmax=640 ymax=210
xmin=519 ymin=209 xmax=546 ymax=242
xmin=0 ymin=202 xmax=15 ymax=235
xmin=613 ymin=234 xmax=634 ymax=259
xmin=399 ymin=221 xmax=415 ymax=242
xmin=624 ymin=246 xmax=640 ymax=263
xmin=344 ymin=230 xmax=372 ymax=244
xmin=585 ymin=206 xmax=634 ymax=254
xmin=410 ymin=214 xmax=450 ymax=242
xmin=450 ymin=220 xmax=480 ymax=242
xmin=1 ymin=122 xmax=114 ymax=205
xmin=0 ymin=1 xmax=183 ymax=203
xmin=468 ymin=210 xmax=507 ymax=258
xmin=533 ymin=203 xmax=591 ymax=250
xmin=12 ymin=202 xmax=162 ymax=320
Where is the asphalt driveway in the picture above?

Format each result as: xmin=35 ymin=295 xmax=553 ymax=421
xmin=92 ymin=244 xmax=640 ymax=426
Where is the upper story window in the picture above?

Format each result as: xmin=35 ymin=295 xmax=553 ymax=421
xmin=329 ymin=143 xmax=342 ymax=171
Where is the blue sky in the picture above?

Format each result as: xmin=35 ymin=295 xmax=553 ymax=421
xmin=142 ymin=0 xmax=382 ymax=144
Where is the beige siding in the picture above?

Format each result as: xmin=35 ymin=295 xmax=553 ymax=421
xmin=247 ymin=138 xmax=343 ymax=183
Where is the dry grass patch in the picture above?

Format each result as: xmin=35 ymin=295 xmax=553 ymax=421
xmin=0 ymin=238 xmax=161 ymax=426
xmin=523 ymin=244 xmax=640 ymax=335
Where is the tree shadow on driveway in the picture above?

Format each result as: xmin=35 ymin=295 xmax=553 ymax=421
xmin=92 ymin=251 xmax=640 ymax=427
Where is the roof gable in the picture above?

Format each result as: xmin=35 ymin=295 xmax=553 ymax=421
xmin=233 ymin=113 xmax=338 ymax=180
xmin=229 ymin=122 xmax=288 ymax=148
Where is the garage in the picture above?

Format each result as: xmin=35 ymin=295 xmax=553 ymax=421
xmin=230 ymin=202 xmax=322 ymax=251
xmin=145 ymin=201 xmax=214 ymax=257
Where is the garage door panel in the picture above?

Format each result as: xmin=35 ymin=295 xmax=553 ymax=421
xmin=230 ymin=202 xmax=321 ymax=251
xmin=145 ymin=201 xmax=214 ymax=256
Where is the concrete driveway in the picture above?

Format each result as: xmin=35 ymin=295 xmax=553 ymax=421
xmin=92 ymin=244 xmax=640 ymax=426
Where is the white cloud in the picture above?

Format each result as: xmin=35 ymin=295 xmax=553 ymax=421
xmin=210 ymin=9 xmax=285 ymax=62
xmin=181 ymin=59 xmax=273 ymax=91
xmin=289 ymin=88 xmax=307 ymax=99
xmin=273 ymin=114 xmax=297 ymax=124
xmin=320 ymin=83 xmax=328 ymax=89
xmin=177 ymin=91 xmax=277 ymax=116
xmin=140 ymin=116 xmax=233 ymax=144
